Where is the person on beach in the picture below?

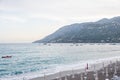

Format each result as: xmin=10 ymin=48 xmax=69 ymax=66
xmin=86 ymin=63 xmax=89 ymax=70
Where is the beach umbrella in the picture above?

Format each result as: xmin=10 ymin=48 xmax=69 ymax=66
xmin=110 ymin=60 xmax=112 ymax=64
xmin=84 ymin=69 xmax=87 ymax=76
xmin=114 ymin=64 xmax=117 ymax=75
xmin=65 ymin=74 xmax=71 ymax=80
xmin=64 ymin=75 xmax=67 ymax=80
xmin=116 ymin=60 xmax=119 ymax=66
xmin=101 ymin=62 xmax=105 ymax=75
xmin=106 ymin=67 xmax=108 ymax=77
xmin=109 ymin=61 xmax=113 ymax=70
xmin=80 ymin=73 xmax=83 ymax=80
xmin=71 ymin=68 xmax=75 ymax=78
xmin=102 ymin=70 xmax=105 ymax=75
xmin=93 ymin=63 xmax=99 ymax=80
xmin=43 ymin=73 xmax=46 ymax=80
xmin=103 ymin=62 xmax=105 ymax=68
xmin=94 ymin=71 xmax=98 ymax=80
xmin=95 ymin=76 xmax=98 ymax=80
xmin=110 ymin=64 xmax=113 ymax=71
xmin=111 ymin=64 xmax=119 ymax=80
xmin=105 ymin=67 xmax=109 ymax=80
xmin=93 ymin=64 xmax=96 ymax=72
xmin=84 ymin=69 xmax=87 ymax=80
xmin=76 ymin=72 xmax=81 ymax=80
xmin=59 ymin=71 xmax=62 ymax=80
xmin=84 ymin=76 xmax=87 ymax=80
xmin=67 ymin=74 xmax=70 ymax=77
xmin=55 ymin=77 xmax=59 ymax=80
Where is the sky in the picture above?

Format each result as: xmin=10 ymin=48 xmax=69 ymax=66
xmin=0 ymin=0 xmax=120 ymax=43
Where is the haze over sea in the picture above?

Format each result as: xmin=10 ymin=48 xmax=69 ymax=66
xmin=0 ymin=43 xmax=120 ymax=80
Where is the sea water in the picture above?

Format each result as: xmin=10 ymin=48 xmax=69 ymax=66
xmin=0 ymin=43 xmax=120 ymax=80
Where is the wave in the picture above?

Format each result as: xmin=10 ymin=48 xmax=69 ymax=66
xmin=1 ymin=56 xmax=120 ymax=80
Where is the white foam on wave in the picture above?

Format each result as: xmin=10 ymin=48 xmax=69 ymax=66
xmin=55 ymin=56 xmax=120 ymax=72
xmin=1 ymin=56 xmax=120 ymax=80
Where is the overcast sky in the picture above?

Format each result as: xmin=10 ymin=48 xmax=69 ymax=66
xmin=0 ymin=0 xmax=120 ymax=43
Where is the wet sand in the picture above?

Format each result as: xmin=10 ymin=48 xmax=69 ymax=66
xmin=30 ymin=60 xmax=120 ymax=80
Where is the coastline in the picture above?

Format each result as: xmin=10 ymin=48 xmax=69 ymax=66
xmin=1 ymin=44 xmax=120 ymax=80
xmin=1 ymin=56 xmax=119 ymax=80
xmin=30 ymin=57 xmax=119 ymax=80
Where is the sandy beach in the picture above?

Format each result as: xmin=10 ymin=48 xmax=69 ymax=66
xmin=29 ymin=59 xmax=120 ymax=80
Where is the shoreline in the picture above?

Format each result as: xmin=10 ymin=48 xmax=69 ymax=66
xmin=30 ymin=58 xmax=118 ymax=80
xmin=1 ymin=57 xmax=119 ymax=80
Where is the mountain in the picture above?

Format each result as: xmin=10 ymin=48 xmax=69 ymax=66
xmin=34 ymin=16 xmax=120 ymax=43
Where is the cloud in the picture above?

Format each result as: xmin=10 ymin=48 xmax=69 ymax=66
xmin=1 ymin=0 xmax=120 ymax=21
xmin=1 ymin=0 xmax=120 ymax=24
xmin=0 ymin=0 xmax=120 ymax=43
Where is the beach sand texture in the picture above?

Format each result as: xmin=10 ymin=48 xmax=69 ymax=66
xmin=30 ymin=60 xmax=120 ymax=80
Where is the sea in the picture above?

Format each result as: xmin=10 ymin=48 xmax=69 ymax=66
xmin=0 ymin=43 xmax=120 ymax=80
